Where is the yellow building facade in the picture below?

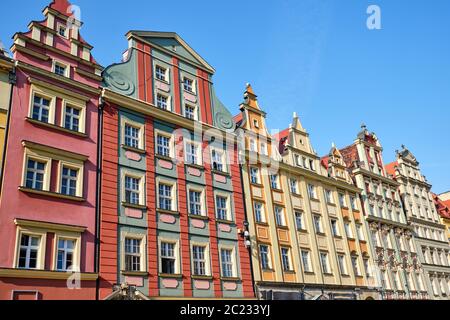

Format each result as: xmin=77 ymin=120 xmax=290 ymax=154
xmin=0 ymin=48 xmax=14 ymax=173
xmin=236 ymin=85 xmax=379 ymax=300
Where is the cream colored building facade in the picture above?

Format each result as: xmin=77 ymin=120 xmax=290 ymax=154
xmin=236 ymin=85 xmax=378 ymax=300
xmin=340 ymin=126 xmax=429 ymax=300
xmin=386 ymin=146 xmax=450 ymax=300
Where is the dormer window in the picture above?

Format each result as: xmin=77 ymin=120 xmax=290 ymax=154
xmin=53 ymin=61 xmax=69 ymax=77
xmin=253 ymin=119 xmax=259 ymax=128
xmin=57 ymin=24 xmax=68 ymax=38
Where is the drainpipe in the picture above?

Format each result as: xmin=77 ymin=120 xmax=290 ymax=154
xmin=237 ymin=151 xmax=257 ymax=300
xmin=0 ymin=63 xmax=16 ymax=195
xmin=95 ymin=94 xmax=104 ymax=300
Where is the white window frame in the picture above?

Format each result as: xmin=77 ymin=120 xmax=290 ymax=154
xmin=191 ymin=243 xmax=211 ymax=276
xmin=187 ymin=186 xmax=206 ymax=217
xmin=281 ymin=247 xmax=293 ymax=272
xmin=156 ymin=93 xmax=171 ymax=111
xmin=52 ymin=60 xmax=70 ymax=78
xmin=53 ymin=231 xmax=82 ymax=272
xmin=182 ymin=75 xmax=196 ymax=94
xmin=215 ymin=191 xmax=232 ymax=221
xmin=301 ymin=250 xmax=312 ymax=272
xmin=250 ymin=167 xmax=260 ymax=184
xmin=210 ymin=147 xmax=228 ymax=173
xmin=184 ymin=139 xmax=202 ymax=166
xmin=219 ymin=246 xmax=237 ymax=278
xmin=22 ymin=151 xmax=52 ymax=192
xmin=184 ymin=103 xmax=198 ymax=121
xmin=155 ymin=130 xmax=175 ymax=158
xmin=254 ymin=201 xmax=266 ymax=224
xmin=58 ymin=160 xmax=84 ymax=198
xmin=158 ymin=238 xmax=181 ymax=275
xmin=155 ymin=65 xmax=169 ymax=83
xmin=156 ymin=178 xmax=177 ymax=212
xmin=14 ymin=228 xmax=46 ymax=270
xmin=121 ymin=170 xmax=145 ymax=206
xmin=61 ymin=101 xmax=86 ymax=134
xmin=56 ymin=22 xmax=68 ymax=38
xmin=259 ymin=244 xmax=272 ymax=270
xmin=121 ymin=232 xmax=147 ymax=273
xmin=29 ymin=89 xmax=56 ymax=125
xmin=290 ymin=178 xmax=299 ymax=194
xmin=122 ymin=118 xmax=145 ymax=150
xmin=274 ymin=206 xmax=286 ymax=227
xmin=320 ymin=252 xmax=331 ymax=274
xmin=338 ymin=254 xmax=348 ymax=275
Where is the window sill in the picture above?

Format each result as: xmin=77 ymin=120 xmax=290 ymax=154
xmin=333 ymin=235 xmax=343 ymax=240
xmin=26 ymin=117 xmax=88 ymax=138
xmin=216 ymin=219 xmax=235 ymax=225
xmin=189 ymin=214 xmax=209 ymax=221
xmin=155 ymin=79 xmax=170 ymax=86
xmin=304 ymin=271 xmax=315 ymax=275
xmin=211 ymin=169 xmax=231 ymax=178
xmin=159 ymin=273 xmax=183 ymax=279
xmin=283 ymin=270 xmax=296 ymax=275
xmin=316 ymin=232 xmax=326 ymax=237
xmin=271 ymin=188 xmax=283 ymax=193
xmin=121 ymin=271 xmax=149 ymax=277
xmin=19 ymin=187 xmax=85 ymax=202
xmin=261 ymin=269 xmax=275 ymax=273
xmin=297 ymin=229 xmax=308 ymax=234
xmin=250 ymin=182 xmax=263 ymax=188
xmin=220 ymin=277 xmax=241 ymax=282
xmin=156 ymin=209 xmax=180 ymax=216
xmin=191 ymin=275 xmax=213 ymax=280
xmin=122 ymin=202 xmax=147 ymax=210
xmin=121 ymin=144 xmax=146 ymax=155
xmin=183 ymin=89 xmax=197 ymax=96
xmin=155 ymin=154 xmax=175 ymax=162
xmin=256 ymin=222 xmax=269 ymax=227
xmin=185 ymin=163 xmax=205 ymax=171
xmin=277 ymin=226 xmax=289 ymax=231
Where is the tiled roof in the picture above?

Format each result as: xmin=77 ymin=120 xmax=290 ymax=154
xmin=433 ymin=194 xmax=450 ymax=220
xmin=320 ymin=156 xmax=329 ymax=170
xmin=385 ymin=161 xmax=398 ymax=177
xmin=233 ymin=113 xmax=243 ymax=127
xmin=273 ymin=128 xmax=289 ymax=154
xmin=339 ymin=144 xmax=359 ymax=169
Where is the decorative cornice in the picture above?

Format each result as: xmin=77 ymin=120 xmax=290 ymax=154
xmin=28 ymin=76 xmax=93 ymax=102
xmin=22 ymin=140 xmax=89 ymax=162
xmin=0 ymin=268 xmax=97 ymax=281
xmin=14 ymin=218 xmax=87 ymax=233
xmin=352 ymin=167 xmax=400 ymax=187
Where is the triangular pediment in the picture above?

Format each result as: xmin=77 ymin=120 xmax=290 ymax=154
xmin=127 ymin=31 xmax=215 ymax=73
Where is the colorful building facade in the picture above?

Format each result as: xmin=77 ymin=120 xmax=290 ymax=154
xmin=386 ymin=146 xmax=450 ymax=299
xmin=340 ymin=126 xmax=428 ymax=300
xmin=236 ymin=85 xmax=378 ymax=300
xmin=0 ymin=0 xmax=102 ymax=300
xmin=0 ymin=46 xmax=15 ymax=174
xmin=98 ymin=31 xmax=254 ymax=299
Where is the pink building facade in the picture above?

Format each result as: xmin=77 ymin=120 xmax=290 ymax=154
xmin=0 ymin=0 xmax=102 ymax=300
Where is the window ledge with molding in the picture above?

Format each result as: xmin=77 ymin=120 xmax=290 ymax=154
xmin=191 ymin=275 xmax=213 ymax=281
xmin=216 ymin=219 xmax=235 ymax=226
xmin=26 ymin=117 xmax=88 ymax=138
xmin=122 ymin=202 xmax=148 ymax=210
xmin=159 ymin=273 xmax=183 ymax=279
xmin=19 ymin=187 xmax=85 ymax=202
xmin=189 ymin=214 xmax=209 ymax=221
xmin=220 ymin=277 xmax=241 ymax=282
xmin=121 ymin=144 xmax=147 ymax=155
xmin=156 ymin=209 xmax=180 ymax=216
xmin=121 ymin=271 xmax=149 ymax=277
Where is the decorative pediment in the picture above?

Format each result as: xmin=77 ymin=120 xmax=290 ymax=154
xmin=127 ymin=31 xmax=215 ymax=73
xmin=397 ymin=145 xmax=419 ymax=165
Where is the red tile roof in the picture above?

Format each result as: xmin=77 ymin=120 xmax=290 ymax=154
xmin=385 ymin=161 xmax=398 ymax=177
xmin=321 ymin=156 xmax=329 ymax=170
xmin=273 ymin=128 xmax=290 ymax=154
xmin=433 ymin=194 xmax=450 ymax=220
xmin=339 ymin=144 xmax=359 ymax=169
xmin=233 ymin=113 xmax=243 ymax=125
xmin=50 ymin=0 xmax=72 ymax=16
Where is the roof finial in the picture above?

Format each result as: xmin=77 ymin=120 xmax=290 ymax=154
xmin=293 ymin=112 xmax=298 ymax=119
xmin=361 ymin=123 xmax=367 ymax=130
xmin=332 ymin=142 xmax=336 ymax=148
xmin=401 ymin=144 xmax=406 ymax=150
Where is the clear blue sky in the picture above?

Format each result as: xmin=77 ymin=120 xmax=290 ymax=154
xmin=1 ymin=0 xmax=449 ymax=193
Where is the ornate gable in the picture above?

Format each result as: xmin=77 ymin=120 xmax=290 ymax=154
xmin=397 ymin=145 xmax=419 ymax=165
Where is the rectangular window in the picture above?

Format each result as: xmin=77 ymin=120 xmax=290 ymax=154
xmin=157 ymin=134 xmax=171 ymax=157
xmin=295 ymin=211 xmax=304 ymax=231
xmin=270 ymin=175 xmax=279 ymax=189
xmin=157 ymin=94 xmax=169 ymax=110
xmin=344 ymin=222 xmax=353 ymax=238
xmin=338 ymin=255 xmax=347 ymax=275
xmin=155 ymin=66 xmax=167 ymax=82
xmin=125 ymin=176 xmax=140 ymax=205
xmin=124 ymin=124 xmax=140 ymax=149
xmin=351 ymin=196 xmax=358 ymax=210
xmin=160 ymin=242 xmax=176 ymax=275
xmin=158 ymin=183 xmax=173 ymax=211
xmin=54 ymin=63 xmax=67 ymax=77
xmin=26 ymin=159 xmax=46 ymax=190
xmin=260 ymin=142 xmax=268 ymax=155
xmin=56 ymin=239 xmax=75 ymax=271
xmin=185 ymin=142 xmax=200 ymax=165
xmin=351 ymin=256 xmax=361 ymax=276
xmin=250 ymin=167 xmax=260 ymax=184
xmin=216 ymin=195 xmax=229 ymax=221
xmin=183 ymin=77 xmax=194 ymax=92
xmin=64 ymin=106 xmax=81 ymax=132
xmin=325 ymin=190 xmax=333 ymax=204
xmin=301 ymin=250 xmax=312 ymax=272
xmin=290 ymin=179 xmax=298 ymax=194
xmin=211 ymin=149 xmax=225 ymax=172
xmin=18 ymin=234 xmax=40 ymax=269
xmin=331 ymin=219 xmax=339 ymax=237
xmin=184 ymin=104 xmax=196 ymax=120
xmin=320 ymin=252 xmax=330 ymax=274
xmin=220 ymin=249 xmax=234 ymax=278
xmin=259 ymin=245 xmax=271 ymax=270
xmin=189 ymin=190 xmax=203 ymax=216
xmin=363 ymin=258 xmax=371 ymax=277
xmin=274 ymin=206 xmax=285 ymax=227
xmin=32 ymin=96 xmax=50 ymax=123
xmin=249 ymin=139 xmax=257 ymax=152
xmin=124 ymin=238 xmax=141 ymax=272
xmin=61 ymin=166 xmax=78 ymax=197
xmin=254 ymin=202 xmax=265 ymax=223
xmin=313 ymin=215 xmax=322 ymax=234
xmin=356 ymin=224 xmax=365 ymax=241
xmin=192 ymin=245 xmax=207 ymax=276
xmin=281 ymin=248 xmax=291 ymax=271
xmin=339 ymin=193 xmax=347 ymax=207
xmin=307 ymin=184 xmax=317 ymax=199
xmin=58 ymin=25 xmax=67 ymax=37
